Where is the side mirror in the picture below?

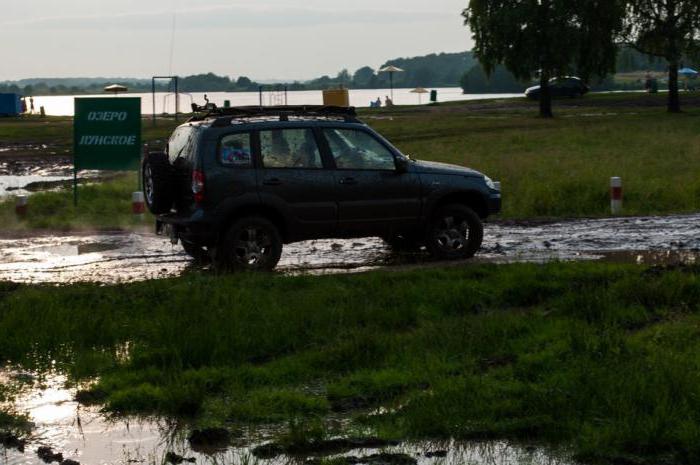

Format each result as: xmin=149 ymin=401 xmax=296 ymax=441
xmin=395 ymin=156 xmax=409 ymax=173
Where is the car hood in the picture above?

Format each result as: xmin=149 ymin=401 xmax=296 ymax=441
xmin=411 ymin=159 xmax=483 ymax=177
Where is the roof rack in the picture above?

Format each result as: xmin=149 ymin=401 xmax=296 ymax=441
xmin=188 ymin=104 xmax=360 ymax=126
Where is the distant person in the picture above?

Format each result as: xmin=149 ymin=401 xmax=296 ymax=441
xmin=29 ymin=97 xmax=35 ymax=114
xmin=644 ymin=74 xmax=658 ymax=93
xmin=20 ymin=97 xmax=27 ymax=114
xmin=384 ymin=95 xmax=394 ymax=107
xmin=375 ymin=97 xmax=382 ymax=107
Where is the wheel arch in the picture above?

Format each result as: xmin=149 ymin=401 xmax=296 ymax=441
xmin=218 ymin=203 xmax=289 ymax=244
xmin=430 ymin=190 xmax=489 ymax=219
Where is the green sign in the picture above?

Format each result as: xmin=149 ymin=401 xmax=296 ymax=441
xmin=74 ymin=97 xmax=142 ymax=170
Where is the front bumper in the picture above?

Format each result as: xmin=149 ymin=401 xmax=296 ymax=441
xmin=487 ymin=193 xmax=502 ymax=215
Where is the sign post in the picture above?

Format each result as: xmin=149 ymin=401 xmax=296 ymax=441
xmin=73 ymin=98 xmax=142 ymax=205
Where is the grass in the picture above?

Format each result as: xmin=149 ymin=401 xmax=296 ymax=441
xmin=0 ymin=383 xmax=29 ymax=433
xmin=0 ymin=173 xmax=153 ymax=231
xmin=1 ymin=263 xmax=700 ymax=463
xmin=369 ymin=101 xmax=700 ymax=218
xmin=2 ymin=93 xmax=700 ymax=230
xmin=0 ymin=115 xmax=179 ymax=148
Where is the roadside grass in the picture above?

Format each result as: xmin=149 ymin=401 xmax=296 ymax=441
xmin=2 ymin=94 xmax=700 ymax=229
xmin=368 ymin=105 xmax=700 ymax=218
xmin=0 ymin=173 xmax=152 ymax=231
xmin=1 ymin=263 xmax=700 ymax=463
xmin=0 ymin=115 xmax=179 ymax=147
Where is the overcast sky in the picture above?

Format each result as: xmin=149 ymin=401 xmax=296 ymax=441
xmin=0 ymin=0 xmax=474 ymax=81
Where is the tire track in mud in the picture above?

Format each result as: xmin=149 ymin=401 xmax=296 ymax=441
xmin=0 ymin=213 xmax=698 ymax=284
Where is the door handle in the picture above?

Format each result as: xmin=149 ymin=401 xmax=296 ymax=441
xmin=339 ymin=177 xmax=358 ymax=185
xmin=263 ymin=178 xmax=282 ymax=186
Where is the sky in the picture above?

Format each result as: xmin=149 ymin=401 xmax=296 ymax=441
xmin=0 ymin=0 xmax=474 ymax=81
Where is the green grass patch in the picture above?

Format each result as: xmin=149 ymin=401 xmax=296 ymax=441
xmin=0 ymin=115 xmax=178 ymax=147
xmin=1 ymin=263 xmax=700 ymax=462
xmin=367 ymin=105 xmax=700 ymax=218
xmin=0 ymin=173 xmax=152 ymax=231
xmin=2 ymin=95 xmax=700 ymax=231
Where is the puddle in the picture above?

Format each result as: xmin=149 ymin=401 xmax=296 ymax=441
xmin=0 ymin=370 xmax=573 ymax=465
xmin=0 ymin=160 xmax=117 ymax=198
xmin=0 ymin=213 xmax=699 ymax=284
xmin=0 ymin=175 xmax=74 ymax=197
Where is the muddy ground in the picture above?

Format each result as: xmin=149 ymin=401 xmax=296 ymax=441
xmin=0 ymin=370 xmax=571 ymax=465
xmin=0 ymin=213 xmax=698 ymax=284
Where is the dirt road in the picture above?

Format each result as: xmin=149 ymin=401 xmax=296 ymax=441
xmin=0 ymin=213 xmax=698 ymax=284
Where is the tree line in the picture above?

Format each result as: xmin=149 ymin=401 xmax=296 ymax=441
xmin=0 ymin=53 xmax=475 ymax=97
xmin=459 ymin=47 xmax=666 ymax=94
xmin=463 ymin=0 xmax=700 ymax=116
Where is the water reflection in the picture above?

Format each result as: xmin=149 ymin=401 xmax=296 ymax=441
xmin=0 ymin=367 xmax=573 ymax=465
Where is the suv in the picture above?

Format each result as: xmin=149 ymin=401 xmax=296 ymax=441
xmin=143 ymin=105 xmax=501 ymax=271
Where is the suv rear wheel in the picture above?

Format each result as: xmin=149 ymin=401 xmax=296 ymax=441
xmin=382 ymin=234 xmax=422 ymax=251
xmin=181 ymin=240 xmax=210 ymax=263
xmin=216 ymin=216 xmax=283 ymax=271
xmin=425 ymin=204 xmax=483 ymax=260
xmin=143 ymin=152 xmax=174 ymax=214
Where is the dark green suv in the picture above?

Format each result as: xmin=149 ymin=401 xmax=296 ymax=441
xmin=143 ymin=106 xmax=501 ymax=270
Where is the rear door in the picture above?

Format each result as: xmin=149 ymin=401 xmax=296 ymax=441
xmin=256 ymin=126 xmax=337 ymax=239
xmin=205 ymin=129 xmax=259 ymax=213
xmin=321 ymin=127 xmax=422 ymax=236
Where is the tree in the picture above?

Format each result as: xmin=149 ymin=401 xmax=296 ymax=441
xmin=624 ymin=1 xmax=700 ymax=113
xmin=353 ymin=66 xmax=376 ymax=87
xmin=460 ymin=64 xmax=525 ymax=93
xmin=463 ymin=0 xmax=625 ymax=117
xmin=236 ymin=76 xmax=253 ymax=89
xmin=336 ymin=69 xmax=351 ymax=87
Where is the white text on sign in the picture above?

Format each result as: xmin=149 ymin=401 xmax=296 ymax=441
xmin=87 ymin=111 xmax=129 ymax=122
xmin=79 ymin=135 xmax=137 ymax=145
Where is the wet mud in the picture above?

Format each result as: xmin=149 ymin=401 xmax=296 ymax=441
xmin=0 ymin=213 xmax=699 ymax=284
xmin=0 ymin=371 xmax=572 ymax=465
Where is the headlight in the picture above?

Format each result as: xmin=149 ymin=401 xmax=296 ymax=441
xmin=484 ymin=176 xmax=498 ymax=191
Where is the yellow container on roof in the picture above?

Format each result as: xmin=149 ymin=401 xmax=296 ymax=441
xmin=322 ymin=89 xmax=350 ymax=107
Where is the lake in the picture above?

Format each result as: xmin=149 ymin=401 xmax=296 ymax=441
xmin=27 ymin=87 xmax=523 ymax=116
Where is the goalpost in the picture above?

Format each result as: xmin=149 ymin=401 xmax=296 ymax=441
xmin=151 ymin=76 xmax=179 ymax=125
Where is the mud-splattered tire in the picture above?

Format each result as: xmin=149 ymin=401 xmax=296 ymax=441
xmin=181 ymin=240 xmax=210 ymax=264
xmin=215 ymin=216 xmax=282 ymax=271
xmin=425 ymin=204 xmax=483 ymax=260
xmin=142 ymin=152 xmax=174 ymax=214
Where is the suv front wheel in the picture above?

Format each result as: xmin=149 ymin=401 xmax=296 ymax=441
xmin=216 ymin=216 xmax=283 ymax=271
xmin=425 ymin=204 xmax=483 ymax=260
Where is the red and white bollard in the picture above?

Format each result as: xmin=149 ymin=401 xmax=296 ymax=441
xmin=15 ymin=195 xmax=28 ymax=217
xmin=132 ymin=191 xmax=145 ymax=218
xmin=610 ymin=177 xmax=622 ymax=215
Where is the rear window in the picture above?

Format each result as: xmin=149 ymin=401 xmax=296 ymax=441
xmin=168 ymin=127 xmax=195 ymax=163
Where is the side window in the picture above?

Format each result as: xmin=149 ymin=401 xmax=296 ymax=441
xmin=220 ymin=132 xmax=252 ymax=167
xmin=324 ymin=129 xmax=396 ymax=170
xmin=260 ymin=128 xmax=322 ymax=169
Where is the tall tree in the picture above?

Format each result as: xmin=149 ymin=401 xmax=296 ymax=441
xmin=463 ymin=0 xmax=624 ymax=117
xmin=624 ymin=0 xmax=700 ymax=113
